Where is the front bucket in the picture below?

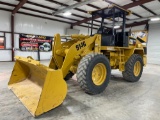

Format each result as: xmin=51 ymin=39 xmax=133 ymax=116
xmin=8 ymin=56 xmax=67 ymax=117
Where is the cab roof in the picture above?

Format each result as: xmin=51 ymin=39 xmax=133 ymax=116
xmin=90 ymin=4 xmax=131 ymax=18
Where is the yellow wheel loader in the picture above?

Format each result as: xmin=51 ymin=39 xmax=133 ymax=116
xmin=8 ymin=5 xmax=147 ymax=117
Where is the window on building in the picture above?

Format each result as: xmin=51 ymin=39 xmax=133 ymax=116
xmin=0 ymin=37 xmax=5 ymax=49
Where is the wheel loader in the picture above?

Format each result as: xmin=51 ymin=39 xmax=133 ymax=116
xmin=8 ymin=5 xmax=148 ymax=117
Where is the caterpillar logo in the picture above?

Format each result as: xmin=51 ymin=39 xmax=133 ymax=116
xmin=38 ymin=36 xmax=46 ymax=39
xmin=76 ymin=41 xmax=86 ymax=51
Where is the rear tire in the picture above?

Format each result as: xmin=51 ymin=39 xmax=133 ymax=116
xmin=77 ymin=53 xmax=111 ymax=95
xmin=122 ymin=54 xmax=143 ymax=82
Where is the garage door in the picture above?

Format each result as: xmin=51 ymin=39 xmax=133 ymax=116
xmin=148 ymin=23 xmax=160 ymax=65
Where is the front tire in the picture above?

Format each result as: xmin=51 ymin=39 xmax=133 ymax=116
xmin=77 ymin=53 xmax=111 ymax=95
xmin=122 ymin=54 xmax=143 ymax=82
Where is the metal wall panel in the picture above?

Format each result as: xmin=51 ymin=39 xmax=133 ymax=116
xmin=0 ymin=50 xmax=12 ymax=61
xmin=0 ymin=11 xmax=10 ymax=32
xmin=148 ymin=23 xmax=160 ymax=65
xmin=5 ymin=33 xmax=12 ymax=49
xmin=15 ymin=14 xmax=70 ymax=36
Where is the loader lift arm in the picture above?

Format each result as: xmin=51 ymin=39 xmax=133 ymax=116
xmin=49 ymin=34 xmax=101 ymax=78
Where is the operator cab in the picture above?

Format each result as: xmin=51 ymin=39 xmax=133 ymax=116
xmin=90 ymin=5 xmax=131 ymax=47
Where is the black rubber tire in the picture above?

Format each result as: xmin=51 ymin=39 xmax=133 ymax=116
xmin=77 ymin=53 xmax=111 ymax=95
xmin=64 ymin=72 xmax=74 ymax=81
xmin=122 ymin=54 xmax=143 ymax=82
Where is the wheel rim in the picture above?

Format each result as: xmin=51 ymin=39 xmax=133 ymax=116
xmin=134 ymin=61 xmax=141 ymax=76
xmin=92 ymin=63 xmax=107 ymax=86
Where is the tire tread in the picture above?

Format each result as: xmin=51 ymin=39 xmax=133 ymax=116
xmin=122 ymin=54 xmax=143 ymax=82
xmin=77 ymin=53 xmax=110 ymax=94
